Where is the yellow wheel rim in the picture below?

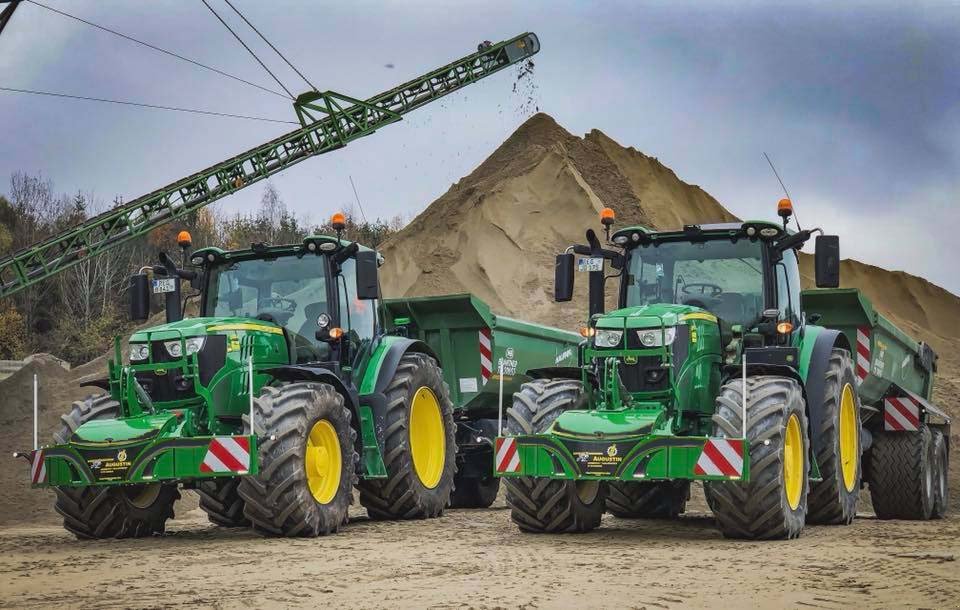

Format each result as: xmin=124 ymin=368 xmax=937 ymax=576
xmin=839 ymin=383 xmax=859 ymax=492
xmin=305 ymin=419 xmax=342 ymax=504
xmin=409 ymin=386 xmax=445 ymax=489
xmin=783 ymin=413 xmax=804 ymax=510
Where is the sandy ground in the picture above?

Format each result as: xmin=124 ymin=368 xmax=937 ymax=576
xmin=1 ymin=491 xmax=957 ymax=610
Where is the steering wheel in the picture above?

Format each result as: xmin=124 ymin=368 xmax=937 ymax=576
xmin=681 ymin=282 xmax=724 ymax=298
xmin=258 ymin=297 xmax=296 ymax=313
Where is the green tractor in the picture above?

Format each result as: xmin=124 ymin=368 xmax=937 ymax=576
xmin=21 ymin=227 xmax=457 ymax=538
xmin=20 ymin=220 xmax=583 ymax=538
xmin=494 ymin=202 xmax=949 ymax=539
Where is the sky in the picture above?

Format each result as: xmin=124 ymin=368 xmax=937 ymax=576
xmin=1 ymin=1 xmax=958 ymax=293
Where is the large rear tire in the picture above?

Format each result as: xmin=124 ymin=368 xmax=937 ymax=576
xmin=358 ymin=352 xmax=456 ymax=520
xmin=807 ymin=349 xmax=862 ymax=525
xmin=868 ymin=426 xmax=935 ymax=520
xmin=503 ymin=379 xmax=605 ymax=533
xmin=197 ymin=478 xmax=249 ymax=528
xmin=607 ymin=481 xmax=689 ymax=519
xmin=52 ymin=394 xmax=180 ymax=539
xmin=931 ymin=429 xmax=949 ymax=519
xmin=706 ymin=376 xmax=809 ymax=540
xmin=238 ymin=382 xmax=357 ymax=536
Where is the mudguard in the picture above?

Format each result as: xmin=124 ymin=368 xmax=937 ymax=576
xmin=801 ymin=327 xmax=852 ymax=458
xmin=265 ymin=364 xmax=357 ymax=411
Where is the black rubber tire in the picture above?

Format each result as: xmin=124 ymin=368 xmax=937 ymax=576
xmin=52 ymin=394 xmax=180 ymax=539
xmin=196 ymin=478 xmax=249 ymax=528
xmin=238 ymin=382 xmax=357 ymax=536
xmin=607 ymin=481 xmax=689 ymax=519
xmin=931 ymin=429 xmax=949 ymax=519
xmin=705 ymin=376 xmax=809 ymax=540
xmin=358 ymin=352 xmax=456 ymax=520
xmin=450 ymin=471 xmax=500 ymax=509
xmin=869 ymin=426 xmax=935 ymax=520
xmin=503 ymin=379 xmax=605 ymax=533
xmin=807 ymin=349 xmax=862 ymax=525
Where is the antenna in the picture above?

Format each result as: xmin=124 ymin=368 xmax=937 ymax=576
xmin=763 ymin=152 xmax=802 ymax=230
xmin=348 ymin=175 xmax=368 ymax=224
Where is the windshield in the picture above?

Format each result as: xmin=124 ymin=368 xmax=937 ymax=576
xmin=624 ymin=238 xmax=764 ymax=327
xmin=205 ymin=254 xmax=329 ymax=345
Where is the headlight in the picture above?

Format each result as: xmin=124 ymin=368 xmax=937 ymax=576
xmin=164 ymin=337 xmax=206 ymax=358
xmin=637 ymin=327 xmax=677 ymax=347
xmin=594 ymin=329 xmax=624 ymax=348
xmin=129 ymin=343 xmax=149 ymax=361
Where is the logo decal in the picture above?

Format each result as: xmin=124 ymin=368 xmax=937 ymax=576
xmin=606 ymin=444 xmax=618 ymax=457
xmin=116 ymin=449 xmax=127 ymax=462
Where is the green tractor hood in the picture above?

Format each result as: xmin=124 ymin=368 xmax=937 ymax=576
xmin=595 ymin=303 xmax=713 ymax=329
xmin=129 ymin=316 xmax=284 ymax=343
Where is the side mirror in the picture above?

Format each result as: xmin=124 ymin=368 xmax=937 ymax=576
xmin=356 ymin=250 xmax=379 ymax=300
xmin=129 ymin=273 xmax=151 ymax=322
xmin=555 ymin=253 xmax=574 ymax=302
xmin=815 ymin=235 xmax=840 ymax=288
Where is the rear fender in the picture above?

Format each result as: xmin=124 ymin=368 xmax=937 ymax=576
xmin=356 ymin=337 xmax=439 ymax=478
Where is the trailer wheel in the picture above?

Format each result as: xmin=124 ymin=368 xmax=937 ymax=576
xmin=931 ymin=429 xmax=949 ymax=519
xmin=450 ymin=472 xmax=500 ymax=508
xmin=52 ymin=394 xmax=181 ymax=539
xmin=503 ymin=379 xmax=605 ymax=533
xmin=196 ymin=478 xmax=249 ymax=527
xmin=706 ymin=376 xmax=809 ymax=540
xmin=607 ymin=481 xmax=689 ymax=519
xmin=808 ymin=349 xmax=862 ymax=525
xmin=358 ymin=352 xmax=456 ymax=520
xmin=868 ymin=426 xmax=934 ymax=520
xmin=239 ymin=382 xmax=357 ymax=536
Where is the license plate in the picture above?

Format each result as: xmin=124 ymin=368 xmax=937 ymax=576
xmin=152 ymin=278 xmax=176 ymax=294
xmin=577 ymin=257 xmax=603 ymax=272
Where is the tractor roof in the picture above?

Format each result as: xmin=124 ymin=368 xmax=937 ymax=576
xmin=191 ymin=234 xmax=380 ymax=266
xmin=612 ymin=220 xmax=791 ymax=246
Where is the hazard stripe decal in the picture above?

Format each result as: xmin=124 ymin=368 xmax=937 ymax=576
xmin=884 ymin=396 xmax=921 ymax=431
xmin=855 ymin=327 xmax=871 ymax=384
xmin=479 ymin=328 xmax=492 ymax=385
xmin=200 ymin=437 xmax=251 ymax=473
xmin=495 ymin=437 xmax=520 ymax=473
xmin=694 ymin=439 xmax=744 ymax=477
xmin=30 ymin=450 xmax=45 ymax=484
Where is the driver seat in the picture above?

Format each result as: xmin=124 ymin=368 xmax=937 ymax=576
xmin=290 ymin=302 xmax=330 ymax=363
xmin=711 ymin=293 xmax=746 ymax=326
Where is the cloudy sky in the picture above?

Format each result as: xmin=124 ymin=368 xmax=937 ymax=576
xmin=2 ymin=1 xmax=958 ymax=293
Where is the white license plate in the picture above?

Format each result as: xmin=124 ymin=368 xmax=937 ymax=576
xmin=152 ymin=278 xmax=176 ymax=294
xmin=577 ymin=257 xmax=603 ymax=272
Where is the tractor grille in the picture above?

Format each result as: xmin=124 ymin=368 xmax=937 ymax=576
xmin=134 ymin=336 xmax=227 ymax=401
xmin=618 ymin=355 xmax=670 ymax=392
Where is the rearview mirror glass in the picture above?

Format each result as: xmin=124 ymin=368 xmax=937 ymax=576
xmin=129 ymin=273 xmax=151 ymax=322
xmin=815 ymin=235 xmax=840 ymax=288
xmin=555 ymin=253 xmax=574 ymax=302
xmin=356 ymin=250 xmax=379 ymax=300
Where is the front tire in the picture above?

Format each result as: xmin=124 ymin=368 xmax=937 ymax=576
xmin=931 ymin=429 xmax=949 ymax=519
xmin=52 ymin=395 xmax=180 ymax=539
xmin=706 ymin=376 xmax=809 ymax=540
xmin=807 ymin=349 xmax=862 ymax=525
xmin=197 ymin=478 xmax=249 ymax=528
xmin=358 ymin=352 xmax=456 ymax=520
xmin=239 ymin=382 xmax=357 ymax=536
xmin=503 ymin=379 xmax=605 ymax=533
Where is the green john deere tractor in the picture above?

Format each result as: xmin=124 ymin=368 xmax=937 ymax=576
xmin=495 ymin=202 xmax=949 ymax=539
xmin=20 ymin=222 xmax=582 ymax=539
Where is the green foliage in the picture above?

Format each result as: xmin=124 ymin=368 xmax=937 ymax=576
xmin=0 ymin=301 xmax=26 ymax=359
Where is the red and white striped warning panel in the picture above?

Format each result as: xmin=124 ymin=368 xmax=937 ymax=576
xmin=200 ymin=437 xmax=251 ymax=473
xmin=479 ymin=327 xmax=492 ymax=385
xmin=855 ymin=326 xmax=871 ymax=384
xmin=30 ymin=450 xmax=45 ymax=484
xmin=884 ymin=396 xmax=921 ymax=431
xmin=694 ymin=438 xmax=744 ymax=477
xmin=495 ymin=437 xmax=520 ymax=473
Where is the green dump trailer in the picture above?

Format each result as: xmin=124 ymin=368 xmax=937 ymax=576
xmin=382 ymin=294 xmax=581 ymax=507
xmin=494 ymin=209 xmax=950 ymax=539
xmin=16 ymin=236 xmax=578 ymax=539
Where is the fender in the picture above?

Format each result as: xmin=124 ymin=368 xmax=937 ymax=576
xmin=799 ymin=326 xmax=851 ymax=458
xmin=525 ymin=366 xmax=583 ymax=381
xmin=78 ymin=377 xmax=111 ymax=391
xmin=264 ymin=365 xmax=358 ymax=412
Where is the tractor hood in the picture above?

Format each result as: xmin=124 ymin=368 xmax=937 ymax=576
xmin=129 ymin=317 xmax=284 ymax=342
xmin=595 ymin=303 xmax=715 ymax=330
